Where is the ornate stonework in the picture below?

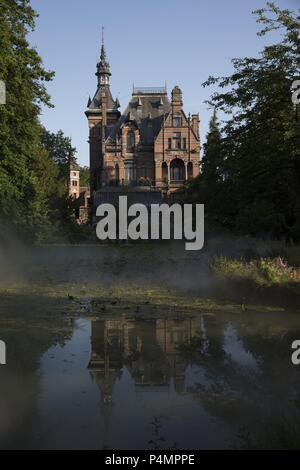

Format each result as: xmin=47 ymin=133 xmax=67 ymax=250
xmin=85 ymin=39 xmax=201 ymax=200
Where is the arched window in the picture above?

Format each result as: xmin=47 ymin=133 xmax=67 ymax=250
xmin=187 ymin=162 xmax=193 ymax=180
xmin=170 ymin=159 xmax=185 ymax=182
xmin=127 ymin=131 xmax=135 ymax=152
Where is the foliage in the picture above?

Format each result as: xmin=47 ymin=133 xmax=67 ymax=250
xmin=139 ymin=177 xmax=152 ymax=187
xmin=237 ymin=416 xmax=300 ymax=450
xmin=0 ymin=0 xmax=55 ymax=242
xmin=0 ymin=1 xmax=86 ymax=243
xmin=41 ymin=128 xmax=77 ymax=181
xmin=209 ymin=255 xmax=300 ymax=285
xmin=187 ymin=2 xmax=300 ymax=240
xmin=79 ymin=165 xmax=90 ymax=187
xmin=186 ymin=109 xmax=224 ymax=216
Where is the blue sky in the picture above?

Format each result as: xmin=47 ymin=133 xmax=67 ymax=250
xmin=30 ymin=0 xmax=298 ymax=166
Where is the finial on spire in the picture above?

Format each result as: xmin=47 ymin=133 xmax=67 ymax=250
xmin=100 ymin=27 xmax=106 ymax=62
xmin=96 ymin=27 xmax=111 ymax=86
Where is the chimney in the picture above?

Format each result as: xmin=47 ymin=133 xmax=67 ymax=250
xmin=171 ymin=86 xmax=183 ymax=114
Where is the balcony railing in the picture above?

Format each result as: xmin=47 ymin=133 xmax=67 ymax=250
xmin=133 ymin=86 xmax=167 ymax=95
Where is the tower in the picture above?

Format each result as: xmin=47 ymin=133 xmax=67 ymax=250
xmin=69 ymin=163 xmax=80 ymax=199
xmin=85 ymin=31 xmax=120 ymax=194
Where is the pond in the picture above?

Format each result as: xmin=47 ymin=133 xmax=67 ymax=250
xmin=0 ymin=245 xmax=299 ymax=449
xmin=1 ymin=306 xmax=300 ymax=449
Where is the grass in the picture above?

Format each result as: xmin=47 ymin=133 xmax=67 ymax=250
xmin=209 ymin=255 xmax=300 ymax=286
xmin=1 ymin=243 xmax=299 ymax=315
xmin=0 ymin=283 xmax=285 ymax=315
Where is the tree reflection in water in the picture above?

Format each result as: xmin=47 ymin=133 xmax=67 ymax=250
xmin=88 ymin=313 xmax=300 ymax=449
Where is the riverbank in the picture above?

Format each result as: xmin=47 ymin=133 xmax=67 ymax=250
xmin=0 ymin=242 xmax=299 ymax=314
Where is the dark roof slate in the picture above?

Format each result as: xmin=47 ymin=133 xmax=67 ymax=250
xmin=88 ymin=86 xmax=119 ymax=112
xmin=108 ymin=91 xmax=171 ymax=144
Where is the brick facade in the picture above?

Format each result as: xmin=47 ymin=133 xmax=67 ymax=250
xmin=69 ymin=166 xmax=80 ymax=199
xmin=85 ymin=40 xmax=201 ymax=200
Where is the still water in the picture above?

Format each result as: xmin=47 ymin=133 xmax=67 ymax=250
xmin=1 ymin=306 xmax=300 ymax=449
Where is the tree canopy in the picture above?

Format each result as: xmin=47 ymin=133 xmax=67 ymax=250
xmin=187 ymin=2 xmax=300 ymax=241
xmin=0 ymin=1 xmax=83 ymax=242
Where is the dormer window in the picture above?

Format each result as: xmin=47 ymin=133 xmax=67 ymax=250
xmin=127 ymin=131 xmax=135 ymax=151
xmin=173 ymin=116 xmax=181 ymax=127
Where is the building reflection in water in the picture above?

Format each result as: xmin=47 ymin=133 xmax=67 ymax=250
xmin=85 ymin=313 xmax=300 ymax=449
xmin=88 ymin=315 xmax=203 ymax=416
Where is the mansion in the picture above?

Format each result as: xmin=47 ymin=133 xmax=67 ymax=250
xmin=85 ymin=38 xmax=201 ymax=198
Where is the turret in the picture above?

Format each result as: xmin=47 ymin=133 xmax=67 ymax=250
xmin=96 ymin=28 xmax=111 ymax=87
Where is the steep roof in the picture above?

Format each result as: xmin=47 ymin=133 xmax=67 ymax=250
xmin=109 ymin=87 xmax=171 ymax=144
xmin=88 ymin=86 xmax=119 ymax=112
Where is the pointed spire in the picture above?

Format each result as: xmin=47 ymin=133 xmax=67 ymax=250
xmin=96 ymin=27 xmax=111 ymax=87
xmin=87 ymin=96 xmax=91 ymax=108
xmin=100 ymin=27 xmax=108 ymax=67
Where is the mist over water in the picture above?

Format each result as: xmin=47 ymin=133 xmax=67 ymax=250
xmin=0 ymin=230 xmax=275 ymax=295
xmin=0 ymin=234 xmax=300 ymax=449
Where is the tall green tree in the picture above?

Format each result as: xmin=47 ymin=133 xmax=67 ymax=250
xmin=41 ymin=128 xmax=77 ymax=181
xmin=201 ymin=109 xmax=222 ymax=183
xmin=185 ymin=110 xmax=225 ymax=220
xmin=0 ymin=0 xmax=54 ymax=242
xmin=79 ymin=166 xmax=90 ymax=187
xmin=201 ymin=109 xmax=225 ymax=217
xmin=202 ymin=2 xmax=300 ymax=239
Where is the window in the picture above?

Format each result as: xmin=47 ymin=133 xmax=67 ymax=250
xmin=127 ymin=131 xmax=135 ymax=152
xmin=183 ymin=138 xmax=187 ymax=149
xmin=73 ymin=172 xmax=77 ymax=177
xmin=72 ymin=180 xmax=78 ymax=187
xmin=100 ymin=75 xmax=109 ymax=85
xmin=173 ymin=116 xmax=181 ymax=127
xmin=173 ymin=133 xmax=181 ymax=150
xmin=170 ymin=159 xmax=185 ymax=182
xmin=125 ymin=160 xmax=137 ymax=184
xmin=168 ymin=138 xmax=172 ymax=150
